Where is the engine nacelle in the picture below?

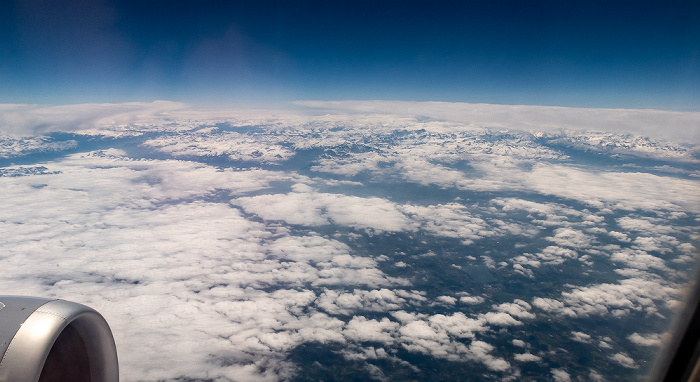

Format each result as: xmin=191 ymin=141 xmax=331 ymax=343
xmin=0 ymin=296 xmax=118 ymax=382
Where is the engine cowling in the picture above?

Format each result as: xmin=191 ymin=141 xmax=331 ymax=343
xmin=0 ymin=296 xmax=118 ymax=382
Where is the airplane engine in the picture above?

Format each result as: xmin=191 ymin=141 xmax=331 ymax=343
xmin=0 ymin=296 xmax=118 ymax=382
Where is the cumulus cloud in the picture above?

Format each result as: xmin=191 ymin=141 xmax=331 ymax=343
xmin=466 ymin=341 xmax=511 ymax=372
xmin=492 ymin=197 xmax=589 ymax=227
xmin=494 ymin=300 xmax=535 ymax=319
xmin=233 ymin=190 xmax=501 ymax=245
xmin=610 ymin=249 xmax=669 ymax=272
xmin=1 ymin=102 xmax=697 ymax=380
xmin=590 ymin=369 xmax=605 ymax=381
xmin=571 ymin=331 xmax=593 ymax=344
xmin=609 ymin=352 xmax=638 ymax=368
xmin=533 ymin=276 xmax=678 ymax=318
xmin=628 ymin=332 xmax=664 ymax=347
xmin=316 ymin=289 xmax=411 ymax=315
xmin=232 ymin=190 xmax=413 ymax=232
xmin=536 ymin=246 xmax=578 ymax=265
xmin=436 ymin=296 xmax=457 ymax=305
xmin=551 ymin=368 xmax=571 ymax=382
xmin=547 ymin=228 xmax=592 ymax=248
xmin=400 ymin=203 xmax=494 ymax=244
xmin=0 ymin=145 xmax=550 ymax=379
xmin=344 ymin=317 xmax=399 ymax=343
xmin=608 ymin=230 xmax=631 ymax=242
xmin=0 ymin=150 xmax=404 ymax=380
xmin=514 ymin=353 xmax=541 ymax=362
xmin=617 ymin=216 xmax=677 ymax=235
xmin=459 ymin=295 xmax=486 ymax=305
xmin=598 ymin=340 xmax=613 ymax=349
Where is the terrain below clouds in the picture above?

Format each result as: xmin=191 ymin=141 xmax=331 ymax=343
xmin=0 ymin=102 xmax=698 ymax=381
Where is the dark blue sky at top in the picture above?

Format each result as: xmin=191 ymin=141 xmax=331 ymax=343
xmin=1 ymin=0 xmax=698 ymax=110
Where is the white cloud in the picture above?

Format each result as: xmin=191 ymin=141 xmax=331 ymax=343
xmin=459 ymin=295 xmax=485 ymax=305
xmin=610 ymin=249 xmax=669 ymax=272
xmin=400 ymin=203 xmax=494 ymax=244
xmin=523 ymin=164 xmax=700 ymax=213
xmin=427 ymin=313 xmax=486 ymax=339
xmin=493 ymin=198 xmax=590 ymax=227
xmin=436 ymin=296 xmax=457 ymax=305
xmin=466 ymin=341 xmax=511 ymax=372
xmin=312 ymin=140 xmax=700 ymax=214
xmin=628 ymin=332 xmax=664 ymax=347
xmin=571 ymin=331 xmax=592 ymax=344
xmin=0 ymin=150 xmax=408 ymax=380
xmin=535 ymin=246 xmax=578 ymax=265
xmin=344 ymin=317 xmax=399 ymax=343
xmin=316 ymin=289 xmax=407 ymax=315
xmin=232 ymin=190 xmax=414 ymax=232
xmin=1 ymin=144 xmax=550 ymax=379
xmin=480 ymin=312 xmax=522 ymax=327
xmin=294 ymin=100 xmax=700 ymax=142
xmin=514 ymin=353 xmax=541 ymax=362
xmin=2 ymin=102 xmax=697 ymax=380
xmin=532 ymin=276 xmax=678 ymax=318
xmin=0 ymin=101 xmax=188 ymax=136
xmin=547 ymin=228 xmax=592 ymax=248
xmin=617 ymin=216 xmax=676 ymax=235
xmin=590 ymin=369 xmax=605 ymax=381
xmin=608 ymin=230 xmax=631 ymax=242
xmin=234 ymin=190 xmax=504 ymax=245
xmin=494 ymin=300 xmax=535 ymax=319
xmin=632 ymin=235 xmax=679 ymax=254
xmin=532 ymin=298 xmax=572 ymax=316
xmin=598 ymin=340 xmax=613 ymax=349
xmin=609 ymin=352 xmax=638 ymax=369
xmin=394 ymin=158 xmax=471 ymax=189
xmin=399 ymin=320 xmax=445 ymax=342
xmin=551 ymin=368 xmax=571 ymax=382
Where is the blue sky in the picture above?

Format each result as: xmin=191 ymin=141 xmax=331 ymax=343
xmin=1 ymin=0 xmax=698 ymax=110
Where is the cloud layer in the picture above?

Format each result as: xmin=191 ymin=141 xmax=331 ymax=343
xmin=0 ymin=102 xmax=697 ymax=380
xmin=295 ymin=100 xmax=700 ymax=142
